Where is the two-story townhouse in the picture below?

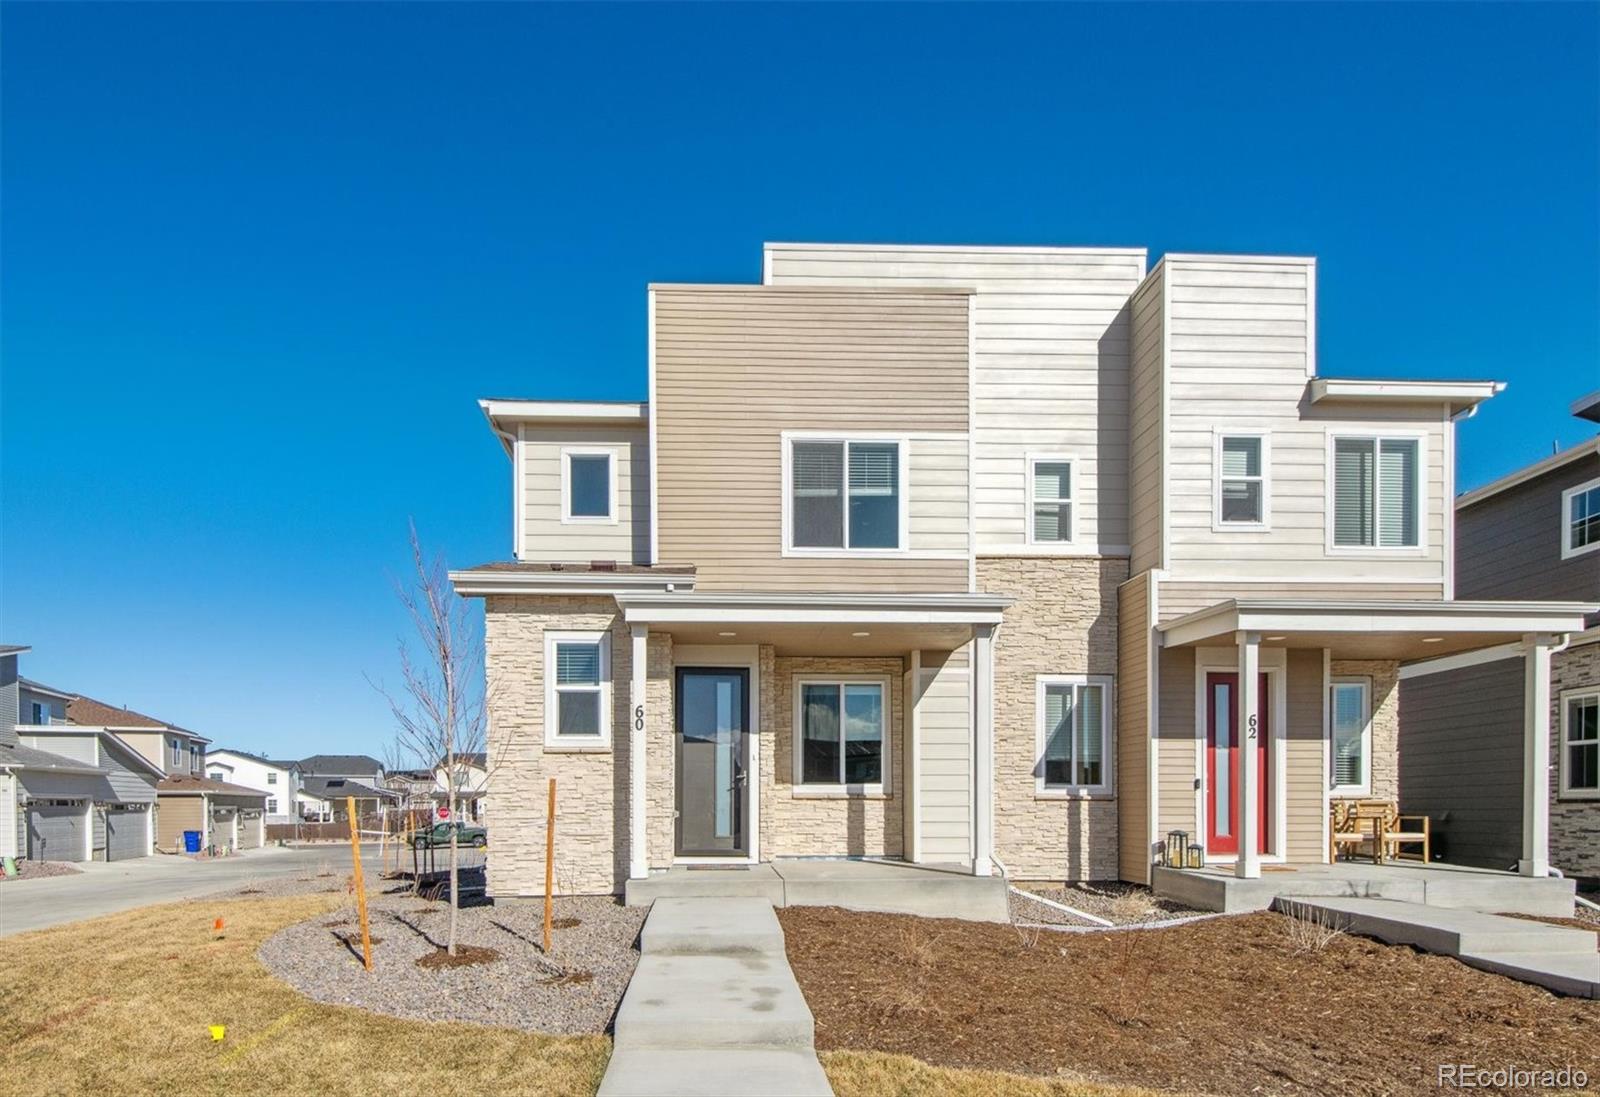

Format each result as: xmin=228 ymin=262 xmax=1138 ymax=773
xmin=206 ymin=749 xmax=302 ymax=824
xmin=1399 ymin=394 xmax=1600 ymax=880
xmin=432 ymin=752 xmax=488 ymax=822
xmin=297 ymin=754 xmax=396 ymax=821
xmin=453 ymin=242 xmax=1592 ymax=911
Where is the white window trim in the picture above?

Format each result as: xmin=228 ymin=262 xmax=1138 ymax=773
xmin=1560 ymin=476 xmax=1600 ymax=561
xmin=790 ymin=674 xmax=892 ymax=796
xmin=1025 ymin=452 xmax=1077 ymax=546
xmin=1212 ymin=431 xmax=1271 ymax=532
xmin=1558 ymin=687 xmax=1600 ymax=800
xmin=780 ymin=433 xmax=911 ymax=557
xmin=560 ymin=447 xmax=620 ymax=525
xmin=543 ymin=630 xmax=613 ymax=750
xmin=1328 ymin=676 xmax=1372 ymax=796
xmin=1324 ymin=429 xmax=1430 ymax=556
xmin=1033 ymin=674 xmax=1114 ymax=799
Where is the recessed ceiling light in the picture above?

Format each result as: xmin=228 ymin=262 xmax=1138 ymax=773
xmin=1265 ymin=635 xmax=1287 ymax=642
xmin=852 ymin=631 xmax=870 ymax=638
xmin=718 ymin=631 xmax=736 ymax=637
xmin=1422 ymin=636 xmax=1444 ymax=643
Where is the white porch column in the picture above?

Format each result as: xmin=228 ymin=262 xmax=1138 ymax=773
xmin=1520 ymin=634 xmax=1555 ymax=878
xmin=628 ymin=624 xmax=649 ymax=881
xmin=1236 ymin=631 xmax=1261 ymax=880
xmin=972 ymin=624 xmax=996 ymax=877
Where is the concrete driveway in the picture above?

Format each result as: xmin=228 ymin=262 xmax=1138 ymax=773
xmin=0 ymin=843 xmax=379 ymax=938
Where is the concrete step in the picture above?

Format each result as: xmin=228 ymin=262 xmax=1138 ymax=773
xmin=1277 ymin=897 xmax=1598 ymax=958
xmin=598 ymin=1048 xmax=833 ymax=1097
xmin=611 ymin=953 xmax=815 ymax=1051
xmin=640 ymin=896 xmax=786 ymax=956
xmin=1458 ymin=950 xmax=1600 ymax=999
xmin=773 ymin=861 xmax=1011 ymax=923
xmin=624 ymin=871 xmax=785 ymax=907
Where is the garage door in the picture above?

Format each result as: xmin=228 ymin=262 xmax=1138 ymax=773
xmin=239 ymin=809 xmax=263 ymax=849
xmin=105 ymin=806 xmax=149 ymax=861
xmin=27 ymin=802 xmax=85 ymax=862
xmin=211 ymin=806 xmax=237 ymax=850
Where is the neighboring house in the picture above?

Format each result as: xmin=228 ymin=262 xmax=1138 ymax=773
xmin=1400 ymin=394 xmax=1600 ymax=879
xmin=384 ymin=769 xmax=438 ymax=813
xmin=297 ymin=755 xmax=396 ymax=821
xmin=450 ymin=241 xmax=1591 ymax=902
xmin=1 ymin=653 xmax=163 ymax=862
xmin=433 ymin=752 xmax=488 ymax=822
xmin=205 ymin=750 xmax=301 ymax=824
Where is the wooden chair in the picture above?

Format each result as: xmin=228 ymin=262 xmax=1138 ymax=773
xmin=1379 ymin=803 xmax=1431 ymax=863
xmin=1329 ymin=800 xmax=1386 ymax=864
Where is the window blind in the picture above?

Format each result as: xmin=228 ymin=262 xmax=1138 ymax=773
xmin=1221 ymin=437 xmax=1260 ymax=479
xmin=1333 ymin=438 xmax=1376 ymax=546
xmin=793 ymin=443 xmax=843 ymax=497
xmin=1331 ymin=683 xmax=1365 ymax=787
xmin=556 ymin=643 xmax=601 ymax=685
xmin=848 ymin=443 xmax=898 ymax=497
xmin=1377 ymin=439 xmax=1418 ymax=548
xmin=1075 ymin=685 xmax=1103 ymax=784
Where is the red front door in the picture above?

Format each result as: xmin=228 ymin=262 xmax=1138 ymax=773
xmin=1205 ymin=672 xmax=1269 ymax=856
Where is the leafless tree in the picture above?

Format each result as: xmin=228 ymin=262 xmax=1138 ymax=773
xmin=371 ymin=521 xmax=490 ymax=956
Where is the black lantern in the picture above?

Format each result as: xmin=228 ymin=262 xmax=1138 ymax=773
xmin=1164 ymin=830 xmax=1189 ymax=868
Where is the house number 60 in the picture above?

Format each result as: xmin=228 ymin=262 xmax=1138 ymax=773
xmin=634 ymin=705 xmax=645 ymax=731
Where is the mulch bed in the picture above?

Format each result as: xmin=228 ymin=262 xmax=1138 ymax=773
xmin=416 ymin=944 xmax=499 ymax=969
xmin=779 ymin=907 xmax=1600 ymax=1096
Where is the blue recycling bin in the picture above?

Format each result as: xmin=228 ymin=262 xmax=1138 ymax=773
xmin=183 ymin=830 xmax=202 ymax=853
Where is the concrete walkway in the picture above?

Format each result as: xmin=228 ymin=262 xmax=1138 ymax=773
xmin=599 ymin=897 xmax=832 ymax=1097
xmin=1279 ymin=896 xmax=1600 ymax=998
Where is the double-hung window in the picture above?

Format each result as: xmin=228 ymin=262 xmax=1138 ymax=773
xmin=266 ymin=798 xmax=278 ymax=814
xmin=561 ymin=448 xmax=617 ymax=523
xmin=267 ymin=771 xmax=278 ymax=785
xmin=1331 ymin=435 xmax=1423 ymax=550
xmin=1215 ymin=433 xmax=1268 ymax=529
xmin=1560 ymin=690 xmax=1599 ymax=798
xmin=787 ymin=438 xmax=903 ymax=552
xmin=1028 ymin=455 xmax=1075 ymax=544
xmin=1329 ymin=678 xmax=1371 ymax=795
xmin=1035 ymin=676 xmax=1112 ymax=795
xmin=544 ymin=630 xmax=612 ymax=748
xmin=794 ymin=677 xmax=889 ymax=793
xmin=1562 ymin=478 xmax=1600 ymax=560
xmin=170 ymin=739 xmax=183 ymax=768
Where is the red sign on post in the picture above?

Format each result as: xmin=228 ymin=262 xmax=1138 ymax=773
xmin=437 ymin=807 xmax=450 ymax=821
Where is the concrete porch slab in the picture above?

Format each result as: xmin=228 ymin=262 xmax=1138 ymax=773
xmin=640 ymin=896 xmax=785 ymax=956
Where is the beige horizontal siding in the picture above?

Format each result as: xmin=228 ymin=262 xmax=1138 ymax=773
xmin=1156 ymin=646 xmax=1197 ymax=843
xmin=765 ymin=244 xmax=1145 ymax=554
xmin=1284 ymin=648 xmax=1326 ymax=862
xmin=1157 ymin=580 xmax=1446 ymax=623
xmin=1117 ymin=572 xmax=1152 ymax=882
xmin=519 ymin=423 xmax=649 ymax=565
xmin=917 ymin=644 xmax=972 ymax=863
xmin=654 ymin=285 xmax=969 ymax=592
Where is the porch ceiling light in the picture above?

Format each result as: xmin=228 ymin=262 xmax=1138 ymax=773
xmin=1422 ymin=636 xmax=1444 ymax=643
xmin=1265 ymin=635 xmax=1287 ymax=641
xmin=852 ymin=631 xmax=871 ymax=637
xmin=718 ymin=631 xmax=737 ymax=637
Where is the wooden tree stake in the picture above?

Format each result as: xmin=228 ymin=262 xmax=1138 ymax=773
xmin=347 ymin=795 xmax=373 ymax=971
xmin=543 ymin=777 xmax=556 ymax=954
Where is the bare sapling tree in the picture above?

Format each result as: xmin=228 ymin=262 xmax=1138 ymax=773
xmin=372 ymin=521 xmax=488 ymax=957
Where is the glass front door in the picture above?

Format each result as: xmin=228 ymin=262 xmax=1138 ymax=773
xmin=1205 ymin=671 xmax=1270 ymax=857
xmin=674 ymin=668 xmax=749 ymax=857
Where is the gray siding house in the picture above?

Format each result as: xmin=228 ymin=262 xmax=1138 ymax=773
xmin=1400 ymin=397 xmax=1600 ymax=879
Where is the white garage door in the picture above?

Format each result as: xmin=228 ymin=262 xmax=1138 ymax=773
xmin=239 ymin=809 xmax=263 ymax=849
xmin=211 ymin=806 xmax=237 ymax=850
xmin=105 ymin=805 xmax=150 ymax=861
xmin=27 ymin=802 xmax=86 ymax=862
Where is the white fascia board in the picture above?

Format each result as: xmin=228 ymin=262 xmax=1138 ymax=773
xmin=1398 ymin=642 xmax=1523 ymax=680
xmin=448 ymin=569 xmax=694 ymax=597
xmin=479 ymin=399 xmax=649 ymax=426
xmin=1457 ymin=437 xmax=1600 ymax=509
xmin=1159 ymin=598 xmax=1596 ymax=648
xmin=1308 ymin=377 xmax=1503 ymax=414
xmin=615 ymin=592 xmax=1013 ymax=627
xmin=1161 ymin=252 xmax=1317 ymax=266
xmin=762 ymin=241 xmax=1149 ymax=258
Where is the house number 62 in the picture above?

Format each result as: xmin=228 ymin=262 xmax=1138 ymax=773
xmin=1247 ymin=713 xmax=1258 ymax=740
xmin=634 ymin=705 xmax=645 ymax=731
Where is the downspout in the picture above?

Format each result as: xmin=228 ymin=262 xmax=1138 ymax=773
xmin=1540 ymin=632 xmax=1573 ymax=880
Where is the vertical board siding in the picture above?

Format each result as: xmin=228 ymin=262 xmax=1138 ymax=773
xmin=765 ymin=245 xmax=1146 ymax=554
xmin=519 ymin=424 xmax=650 ymax=565
xmin=1399 ymin=657 xmax=1525 ymax=869
xmin=1161 ymin=257 xmax=1448 ymax=585
xmin=1456 ymin=453 xmax=1600 ymax=605
xmin=653 ymin=285 xmax=970 ymax=591
xmin=1128 ymin=267 xmax=1166 ymax=573
xmin=917 ymin=644 xmax=973 ymax=862
xmin=1116 ymin=572 xmax=1152 ymax=881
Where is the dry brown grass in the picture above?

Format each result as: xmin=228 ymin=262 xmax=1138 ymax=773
xmin=822 ymin=1050 xmax=1196 ymax=1097
xmin=0 ymin=894 xmax=609 ymax=1097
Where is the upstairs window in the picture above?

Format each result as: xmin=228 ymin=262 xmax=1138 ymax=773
xmin=1562 ymin=478 xmax=1600 ymax=560
xmin=1561 ymin=690 xmax=1599 ymax=797
xmin=267 ymin=771 xmax=278 ymax=785
xmin=1330 ymin=678 xmax=1371 ymax=795
xmin=1215 ymin=434 xmax=1268 ymax=529
xmin=1028 ymin=456 xmax=1075 ymax=544
xmin=1035 ymin=676 xmax=1112 ymax=795
xmin=1332 ymin=435 xmax=1422 ymax=549
xmin=170 ymin=739 xmax=183 ymax=767
xmin=29 ymin=701 xmax=49 ymax=724
xmin=562 ymin=449 xmax=616 ymax=523
xmin=787 ymin=438 xmax=903 ymax=552
xmin=545 ymin=630 xmax=612 ymax=747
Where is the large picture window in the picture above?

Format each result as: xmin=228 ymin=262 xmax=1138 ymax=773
xmin=793 ymin=677 xmax=889 ymax=792
xmin=544 ymin=630 xmax=612 ymax=748
xmin=786 ymin=438 xmax=904 ymax=552
xmin=1562 ymin=478 xmax=1600 ymax=560
xmin=1329 ymin=678 xmax=1371 ymax=795
xmin=1331 ymin=435 xmax=1422 ymax=549
xmin=1560 ymin=690 xmax=1599 ymax=798
xmin=1035 ymin=676 xmax=1112 ymax=795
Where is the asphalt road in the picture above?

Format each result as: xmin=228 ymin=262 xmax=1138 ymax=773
xmin=0 ymin=843 xmax=379 ymax=938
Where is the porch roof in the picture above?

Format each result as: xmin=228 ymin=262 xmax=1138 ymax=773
xmin=614 ymin=591 xmax=1012 ymax=657
xmin=1158 ymin=598 xmax=1597 ymax=661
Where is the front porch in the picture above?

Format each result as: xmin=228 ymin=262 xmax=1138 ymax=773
xmin=623 ymin=857 xmax=1010 ymax=921
xmin=1152 ymin=859 xmax=1577 ymax=917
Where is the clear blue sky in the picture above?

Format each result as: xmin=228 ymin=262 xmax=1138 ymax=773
xmin=3 ymin=3 xmax=1596 ymax=760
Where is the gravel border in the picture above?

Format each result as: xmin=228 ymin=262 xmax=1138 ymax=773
xmin=0 ymin=860 xmax=82 ymax=883
xmin=258 ymin=892 xmax=645 ymax=1034
xmin=1008 ymin=881 xmax=1203 ymax=927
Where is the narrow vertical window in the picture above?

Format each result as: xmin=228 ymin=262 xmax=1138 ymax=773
xmin=544 ymin=631 xmax=612 ymax=747
xmin=1561 ymin=692 xmax=1599 ymax=795
xmin=1330 ymin=679 xmax=1370 ymax=793
xmin=1562 ymin=479 xmax=1600 ymax=559
xmin=1217 ymin=435 xmax=1266 ymax=527
xmin=1029 ymin=457 xmax=1074 ymax=543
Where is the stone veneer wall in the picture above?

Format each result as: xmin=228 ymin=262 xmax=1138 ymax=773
xmin=977 ymin=556 xmax=1126 ymax=881
xmin=483 ymin=594 xmax=674 ymax=896
xmin=1330 ymin=659 xmax=1400 ymax=804
xmin=763 ymin=655 xmax=905 ymax=859
xmin=1550 ymin=642 xmax=1600 ymax=880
